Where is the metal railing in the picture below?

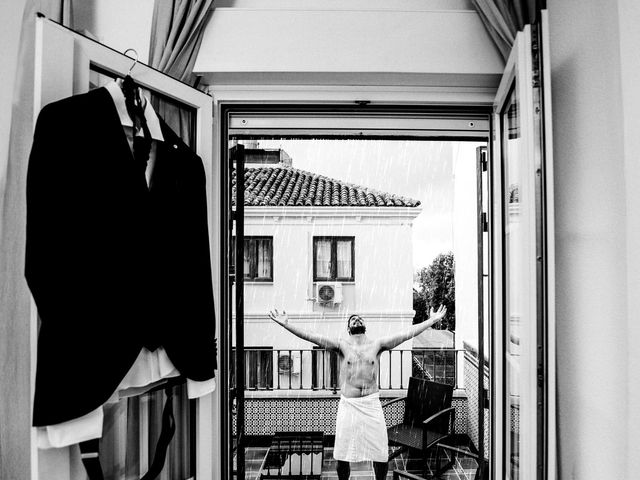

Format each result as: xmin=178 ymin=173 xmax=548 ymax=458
xmin=231 ymin=348 xmax=461 ymax=391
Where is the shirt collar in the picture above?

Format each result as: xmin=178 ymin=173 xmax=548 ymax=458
xmin=105 ymin=80 xmax=164 ymax=142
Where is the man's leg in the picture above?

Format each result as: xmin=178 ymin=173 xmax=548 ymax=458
xmin=373 ymin=461 xmax=388 ymax=480
xmin=336 ymin=460 xmax=350 ymax=480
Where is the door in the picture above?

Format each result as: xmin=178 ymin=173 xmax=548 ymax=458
xmin=32 ymin=15 xmax=217 ymax=480
xmin=228 ymin=144 xmax=246 ymax=480
xmin=476 ymin=145 xmax=490 ymax=465
xmin=491 ymin=11 xmax=556 ymax=480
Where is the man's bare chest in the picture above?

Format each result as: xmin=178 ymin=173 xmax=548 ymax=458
xmin=341 ymin=343 xmax=379 ymax=366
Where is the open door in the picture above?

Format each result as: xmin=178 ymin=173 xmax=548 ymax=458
xmin=491 ymin=10 xmax=556 ymax=480
xmin=32 ymin=14 xmax=217 ymax=480
xmin=229 ymin=144 xmax=246 ymax=479
xmin=476 ymin=145 xmax=489 ymax=466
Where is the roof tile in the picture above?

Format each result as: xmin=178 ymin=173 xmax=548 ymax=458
xmin=232 ymin=166 xmax=420 ymax=208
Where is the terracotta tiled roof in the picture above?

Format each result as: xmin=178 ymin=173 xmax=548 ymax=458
xmin=232 ymin=166 xmax=420 ymax=207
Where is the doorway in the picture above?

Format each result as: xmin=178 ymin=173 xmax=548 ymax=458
xmin=219 ymin=107 xmax=492 ymax=480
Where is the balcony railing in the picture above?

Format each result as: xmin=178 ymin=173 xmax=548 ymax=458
xmin=231 ymin=348 xmax=461 ymax=391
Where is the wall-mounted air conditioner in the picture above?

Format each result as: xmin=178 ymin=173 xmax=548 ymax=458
xmin=278 ymin=351 xmax=301 ymax=375
xmin=315 ymin=282 xmax=343 ymax=306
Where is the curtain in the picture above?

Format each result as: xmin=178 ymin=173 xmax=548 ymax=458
xmin=148 ymin=0 xmax=213 ymax=85
xmin=315 ymin=240 xmax=332 ymax=279
xmin=336 ymin=239 xmax=352 ymax=279
xmin=470 ymin=0 xmax=545 ymax=60
xmin=243 ymin=239 xmax=251 ymax=279
xmin=257 ymin=239 xmax=271 ymax=279
xmin=148 ymin=0 xmax=213 ymax=143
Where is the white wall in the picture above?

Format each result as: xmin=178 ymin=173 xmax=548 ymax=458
xmin=237 ymin=208 xmax=418 ymax=349
xmin=453 ymin=145 xmax=480 ymax=352
xmin=195 ymin=0 xmax=504 ymax=88
xmin=548 ymin=1 xmax=639 ymax=478
xmin=236 ymin=207 xmax=418 ymax=390
xmin=72 ymin=0 xmax=155 ymax=63
xmin=617 ymin=2 xmax=640 ymax=478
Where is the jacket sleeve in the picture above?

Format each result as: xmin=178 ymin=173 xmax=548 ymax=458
xmin=25 ymin=102 xmax=119 ymax=332
xmin=164 ymin=152 xmax=218 ymax=381
xmin=25 ymin=103 xmax=72 ymax=321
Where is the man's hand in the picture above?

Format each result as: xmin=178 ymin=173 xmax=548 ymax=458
xmin=429 ymin=305 xmax=447 ymax=326
xmin=268 ymin=309 xmax=289 ymax=327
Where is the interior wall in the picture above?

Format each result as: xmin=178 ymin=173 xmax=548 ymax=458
xmin=72 ymin=0 xmax=154 ymax=63
xmin=195 ymin=0 xmax=504 ymax=88
xmin=617 ymin=1 xmax=640 ymax=478
xmin=548 ymin=1 xmax=634 ymax=478
xmin=1 ymin=2 xmax=53 ymax=479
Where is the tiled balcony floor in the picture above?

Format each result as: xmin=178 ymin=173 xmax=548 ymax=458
xmin=238 ymin=445 xmax=480 ymax=480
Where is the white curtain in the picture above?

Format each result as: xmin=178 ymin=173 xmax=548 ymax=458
xmin=315 ymin=240 xmax=331 ymax=278
xmin=148 ymin=0 xmax=214 ymax=85
xmin=243 ymin=241 xmax=251 ymax=278
xmin=257 ymin=239 xmax=271 ymax=279
xmin=337 ymin=240 xmax=352 ymax=279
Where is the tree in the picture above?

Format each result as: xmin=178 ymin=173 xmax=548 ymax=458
xmin=413 ymin=252 xmax=455 ymax=331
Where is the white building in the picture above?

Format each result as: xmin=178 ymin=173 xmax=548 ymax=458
xmin=233 ymin=164 xmax=422 ymax=389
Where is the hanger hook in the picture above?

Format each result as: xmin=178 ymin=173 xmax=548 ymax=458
xmin=123 ymin=48 xmax=139 ymax=76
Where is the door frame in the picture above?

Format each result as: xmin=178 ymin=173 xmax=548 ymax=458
xmin=491 ymin=13 xmax=556 ymax=480
xmin=217 ymin=101 xmax=493 ymax=479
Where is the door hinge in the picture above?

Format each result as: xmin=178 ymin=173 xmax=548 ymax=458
xmin=482 ymin=212 xmax=489 ymax=232
xmin=483 ymin=388 xmax=490 ymax=409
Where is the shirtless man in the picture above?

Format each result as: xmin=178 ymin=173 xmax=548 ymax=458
xmin=268 ymin=306 xmax=447 ymax=480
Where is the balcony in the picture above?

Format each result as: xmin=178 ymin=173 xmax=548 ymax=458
xmin=233 ymin=348 xmax=460 ymax=392
xmin=232 ymin=347 xmax=485 ymax=479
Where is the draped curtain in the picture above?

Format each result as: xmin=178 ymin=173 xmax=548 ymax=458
xmin=336 ymin=240 xmax=352 ymax=279
xmin=148 ymin=0 xmax=214 ymax=143
xmin=470 ymin=0 xmax=546 ymax=60
xmin=148 ymin=0 xmax=213 ymax=85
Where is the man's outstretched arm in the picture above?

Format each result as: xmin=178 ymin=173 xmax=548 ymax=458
xmin=378 ymin=305 xmax=447 ymax=351
xmin=268 ymin=309 xmax=342 ymax=351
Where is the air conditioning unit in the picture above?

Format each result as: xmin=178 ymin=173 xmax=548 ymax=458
xmin=315 ymin=282 xmax=343 ymax=306
xmin=278 ymin=351 xmax=301 ymax=375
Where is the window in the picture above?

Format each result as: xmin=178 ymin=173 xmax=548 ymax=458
xmin=311 ymin=347 xmax=340 ymax=390
xmin=232 ymin=236 xmax=273 ymax=281
xmin=313 ymin=236 xmax=354 ymax=281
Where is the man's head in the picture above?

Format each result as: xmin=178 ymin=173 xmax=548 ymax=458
xmin=347 ymin=314 xmax=366 ymax=335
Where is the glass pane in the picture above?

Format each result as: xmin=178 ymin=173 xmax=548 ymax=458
xmin=336 ymin=239 xmax=352 ymax=279
xmin=503 ymin=86 xmax=523 ymax=480
xmin=257 ymin=239 xmax=272 ymax=279
xmin=315 ymin=239 xmax=332 ymax=278
xmin=243 ymin=239 xmax=252 ymax=279
xmin=87 ymin=64 xmax=197 ymax=479
xmin=233 ymin=137 xmax=488 ymax=478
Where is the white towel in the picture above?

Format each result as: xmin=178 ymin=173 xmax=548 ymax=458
xmin=333 ymin=392 xmax=388 ymax=463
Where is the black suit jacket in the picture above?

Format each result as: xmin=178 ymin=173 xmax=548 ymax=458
xmin=26 ymin=87 xmax=217 ymax=427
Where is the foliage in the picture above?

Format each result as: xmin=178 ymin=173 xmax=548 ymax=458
xmin=413 ymin=252 xmax=455 ymax=331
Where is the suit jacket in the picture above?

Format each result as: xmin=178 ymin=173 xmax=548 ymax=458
xmin=26 ymin=86 xmax=217 ymax=427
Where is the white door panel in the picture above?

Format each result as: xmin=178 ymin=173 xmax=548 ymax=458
xmin=492 ymin=10 xmax=555 ymax=480
xmin=33 ymin=15 xmax=217 ymax=480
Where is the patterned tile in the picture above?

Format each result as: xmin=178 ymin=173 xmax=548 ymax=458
xmin=234 ymin=397 xmax=468 ymax=436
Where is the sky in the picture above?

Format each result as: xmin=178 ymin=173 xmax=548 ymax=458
xmin=256 ymin=139 xmax=484 ymax=271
